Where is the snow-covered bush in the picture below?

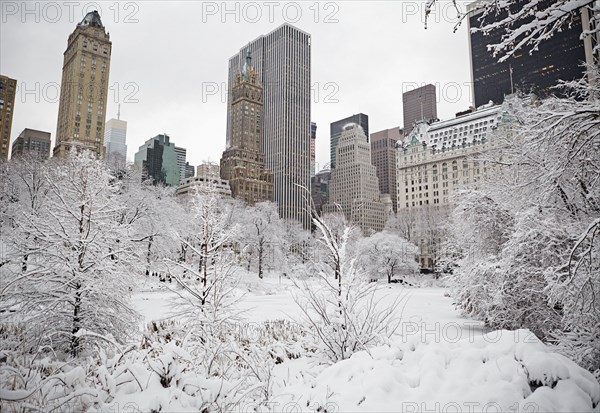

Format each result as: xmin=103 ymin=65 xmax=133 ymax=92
xmin=293 ymin=211 xmax=406 ymax=363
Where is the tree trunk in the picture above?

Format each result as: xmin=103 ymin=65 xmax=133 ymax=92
xmin=202 ymin=242 xmax=208 ymax=306
xmin=258 ymin=239 xmax=264 ymax=279
xmin=70 ymin=282 xmax=81 ymax=357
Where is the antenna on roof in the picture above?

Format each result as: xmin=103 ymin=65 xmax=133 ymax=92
xmin=117 ymin=104 xmax=121 ymax=120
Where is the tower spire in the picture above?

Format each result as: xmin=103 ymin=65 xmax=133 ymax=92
xmin=242 ymin=47 xmax=253 ymax=81
xmin=117 ymin=103 xmax=121 ymax=120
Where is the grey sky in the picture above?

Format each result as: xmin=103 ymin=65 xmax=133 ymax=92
xmin=1 ymin=1 xmax=473 ymax=170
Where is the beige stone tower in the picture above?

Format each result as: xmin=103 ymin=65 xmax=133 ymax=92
xmin=220 ymin=50 xmax=273 ymax=205
xmin=0 ymin=75 xmax=17 ymax=160
xmin=324 ymin=124 xmax=388 ymax=233
xmin=53 ymin=11 xmax=111 ymax=158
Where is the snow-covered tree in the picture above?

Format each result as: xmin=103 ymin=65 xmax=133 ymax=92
xmin=425 ymin=0 xmax=599 ymax=62
xmin=447 ymin=68 xmax=600 ymax=374
xmin=1 ymin=152 xmax=139 ymax=356
xmin=238 ymin=201 xmax=285 ymax=278
xmin=167 ymin=182 xmax=240 ymax=322
xmin=359 ymin=231 xmax=419 ymax=283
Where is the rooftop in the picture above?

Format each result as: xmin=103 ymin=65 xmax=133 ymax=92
xmin=79 ymin=10 xmax=103 ymax=28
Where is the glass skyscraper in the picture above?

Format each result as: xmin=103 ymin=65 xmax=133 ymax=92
xmin=104 ymin=118 xmax=127 ymax=161
xmin=134 ymin=134 xmax=179 ymax=186
xmin=468 ymin=0 xmax=589 ymax=107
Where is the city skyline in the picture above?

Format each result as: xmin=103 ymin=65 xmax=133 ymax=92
xmin=0 ymin=1 xmax=473 ymax=169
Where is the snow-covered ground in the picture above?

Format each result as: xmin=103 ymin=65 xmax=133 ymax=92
xmin=133 ymin=274 xmax=484 ymax=340
xmin=128 ymin=275 xmax=600 ymax=412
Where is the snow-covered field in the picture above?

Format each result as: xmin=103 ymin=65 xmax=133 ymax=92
xmin=133 ymin=275 xmax=484 ymax=338
xmin=128 ymin=275 xmax=600 ymax=412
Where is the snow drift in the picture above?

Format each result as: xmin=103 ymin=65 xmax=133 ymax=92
xmin=272 ymin=329 xmax=600 ymax=412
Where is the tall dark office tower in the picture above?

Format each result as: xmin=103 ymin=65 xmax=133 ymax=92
xmin=330 ymin=113 xmax=369 ymax=169
xmin=403 ymin=84 xmax=437 ymax=135
xmin=310 ymin=122 xmax=317 ymax=178
xmin=468 ymin=0 xmax=592 ymax=108
xmin=226 ymin=24 xmax=311 ymax=228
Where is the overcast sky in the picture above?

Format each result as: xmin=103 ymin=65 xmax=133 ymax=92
xmin=1 ymin=1 xmax=473 ymax=170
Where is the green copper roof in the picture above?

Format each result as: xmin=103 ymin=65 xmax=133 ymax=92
xmin=242 ymin=49 xmax=252 ymax=81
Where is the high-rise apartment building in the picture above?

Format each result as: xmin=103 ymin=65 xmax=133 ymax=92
xmin=104 ymin=118 xmax=127 ymax=161
xmin=330 ymin=113 xmax=368 ymax=169
xmin=221 ymin=51 xmax=273 ymax=205
xmin=134 ymin=134 xmax=179 ymax=186
xmin=468 ymin=0 xmax=594 ymax=107
xmin=324 ymin=124 xmax=390 ymax=233
xmin=227 ymin=24 xmax=311 ymax=227
xmin=53 ymin=11 xmax=111 ymax=158
xmin=0 ymin=75 xmax=17 ymax=160
xmin=402 ymin=84 xmax=437 ymax=135
xmin=11 ymin=129 xmax=51 ymax=160
xmin=371 ymin=127 xmax=403 ymax=213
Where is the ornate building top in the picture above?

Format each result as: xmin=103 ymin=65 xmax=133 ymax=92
xmin=237 ymin=49 xmax=259 ymax=85
xmin=79 ymin=11 xmax=104 ymax=28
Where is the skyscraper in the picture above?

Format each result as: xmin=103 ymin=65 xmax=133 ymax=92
xmin=323 ymin=124 xmax=389 ymax=233
xmin=227 ymin=23 xmax=311 ymax=227
xmin=371 ymin=127 xmax=403 ymax=213
xmin=402 ymin=84 xmax=437 ymax=135
xmin=174 ymin=146 xmax=187 ymax=183
xmin=468 ymin=0 xmax=592 ymax=107
xmin=0 ymin=75 xmax=17 ymax=160
xmin=310 ymin=122 xmax=317 ymax=178
xmin=104 ymin=118 xmax=127 ymax=161
xmin=53 ymin=11 xmax=111 ymax=158
xmin=11 ymin=129 xmax=51 ymax=160
xmin=330 ymin=114 xmax=369 ymax=169
xmin=221 ymin=51 xmax=273 ymax=205
xmin=134 ymin=134 xmax=179 ymax=186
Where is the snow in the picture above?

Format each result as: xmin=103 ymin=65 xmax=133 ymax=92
xmin=133 ymin=275 xmax=484 ymax=339
xmin=71 ymin=275 xmax=599 ymax=412
xmin=271 ymin=329 xmax=600 ymax=412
